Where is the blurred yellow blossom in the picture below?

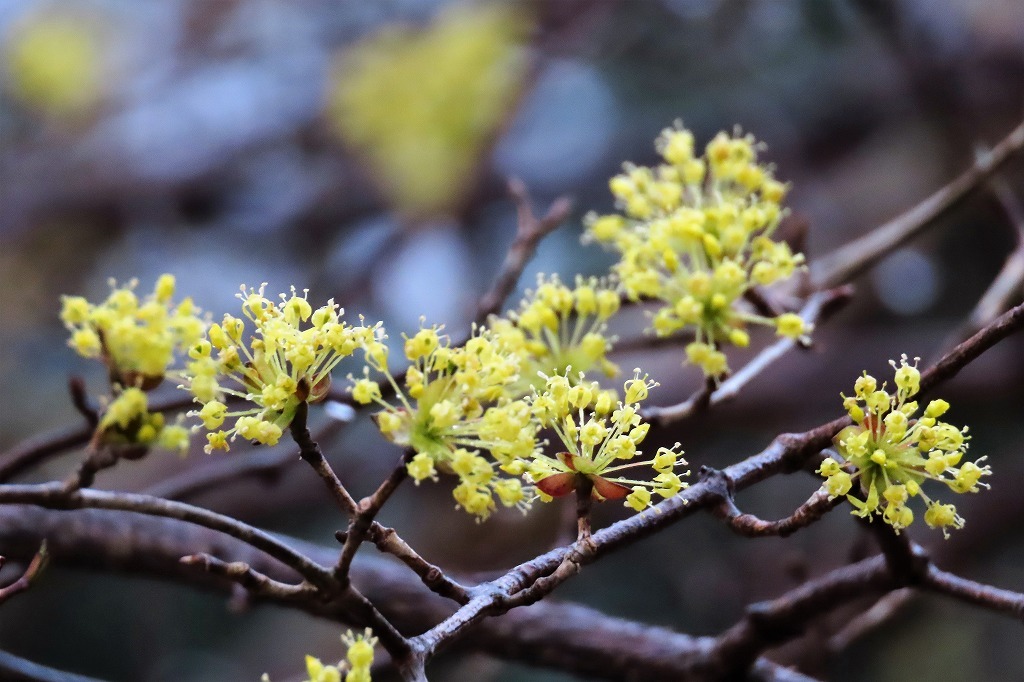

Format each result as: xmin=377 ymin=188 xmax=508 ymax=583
xmin=61 ymin=274 xmax=205 ymax=388
xmin=4 ymin=10 xmax=106 ymax=118
xmin=327 ymin=3 xmax=527 ymax=216
xmin=96 ymin=387 xmax=190 ymax=455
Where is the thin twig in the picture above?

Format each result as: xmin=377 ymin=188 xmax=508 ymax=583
xmin=364 ymin=525 xmax=471 ymax=604
xmin=744 ymin=286 xmax=783 ymax=318
xmin=0 ymin=542 xmax=47 ymax=605
xmin=574 ymin=477 xmax=594 ymax=541
xmin=811 ymin=118 xmax=1024 ymax=289
xmin=63 ymin=441 xmax=147 ymax=493
xmin=67 ymin=377 xmax=99 ymax=428
xmin=498 ymin=544 xmax=597 ymax=612
xmin=918 ymin=297 xmax=1024 ymax=397
xmin=335 ymin=451 xmax=412 ymax=585
xmin=716 ymin=488 xmax=843 ymax=538
xmin=474 ymin=179 xmax=573 ymax=325
xmin=922 ymin=564 xmax=1024 ymax=619
xmin=826 ymin=589 xmax=914 ymax=652
xmin=289 ymin=402 xmax=358 ymax=515
xmin=180 ymin=552 xmax=316 ymax=600
xmin=949 ymin=174 xmax=1024 ymax=344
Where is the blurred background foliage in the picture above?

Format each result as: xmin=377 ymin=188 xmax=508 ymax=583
xmin=1 ymin=0 xmax=1024 ymax=680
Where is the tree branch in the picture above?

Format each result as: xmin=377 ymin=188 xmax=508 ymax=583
xmin=179 ymin=552 xmax=315 ymax=601
xmin=948 ymin=173 xmax=1024 ymax=344
xmin=0 ymin=542 xmax=47 ymax=605
xmin=0 ymin=484 xmax=333 ymax=588
xmin=474 ymin=179 xmax=573 ymax=325
xmin=715 ymin=488 xmax=843 ymax=538
xmin=706 ymin=555 xmax=894 ymax=678
xmin=335 ymin=451 xmax=412 ymax=585
xmin=289 ymin=402 xmax=358 ymax=515
xmin=811 ymin=118 xmax=1024 ymax=289
xmin=0 ymin=649 xmax=106 ymax=682
xmin=922 ymin=564 xmax=1024 ymax=619
xmin=0 ymin=506 xmax=809 ymax=681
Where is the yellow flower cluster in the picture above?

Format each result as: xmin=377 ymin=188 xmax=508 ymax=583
xmin=60 ymin=275 xmax=202 ymax=454
xmin=820 ymin=356 xmax=991 ymax=536
xmin=584 ymin=124 xmax=807 ymax=376
xmin=327 ymin=4 xmax=526 ymax=216
xmin=263 ymin=629 xmax=375 ymax=682
xmin=489 ymin=274 xmax=621 ymax=396
xmin=61 ymin=274 xmax=205 ymax=386
xmin=350 ymin=323 xmax=534 ymax=519
xmin=183 ymin=284 xmax=376 ymax=454
xmin=526 ymin=369 xmax=688 ymax=512
xmin=97 ymin=387 xmax=190 ymax=455
xmin=4 ymin=10 xmax=105 ymax=118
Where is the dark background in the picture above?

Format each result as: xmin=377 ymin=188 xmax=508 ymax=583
xmin=1 ymin=1 xmax=1023 ymax=680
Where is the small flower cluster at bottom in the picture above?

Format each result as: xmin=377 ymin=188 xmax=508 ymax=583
xmin=261 ymin=629 xmax=375 ymax=682
xmin=819 ymin=356 xmax=991 ymax=537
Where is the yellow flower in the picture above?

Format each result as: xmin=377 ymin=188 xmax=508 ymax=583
xmin=584 ymin=123 xmax=808 ymax=376
xmin=353 ymin=322 xmax=534 ymax=519
xmin=489 ymin=274 xmax=620 ymax=396
xmin=822 ymin=356 xmax=990 ymax=537
xmin=61 ymin=275 xmax=206 ymax=386
xmin=527 ymin=369 xmax=688 ymax=512
xmin=183 ymin=284 xmax=375 ymax=454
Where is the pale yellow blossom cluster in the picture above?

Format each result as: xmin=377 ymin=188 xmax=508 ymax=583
xmin=262 ymin=629 xmax=375 ymax=682
xmin=488 ymin=274 xmax=621 ymax=396
xmin=820 ymin=356 xmax=991 ymax=536
xmin=350 ymin=323 xmax=534 ymax=519
xmin=61 ymin=274 xmax=205 ymax=385
xmin=181 ymin=284 xmax=376 ymax=454
xmin=525 ymin=369 xmax=688 ymax=512
xmin=584 ymin=124 xmax=808 ymax=376
xmin=60 ymin=274 xmax=202 ymax=454
xmin=346 ymin=275 xmax=697 ymax=519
